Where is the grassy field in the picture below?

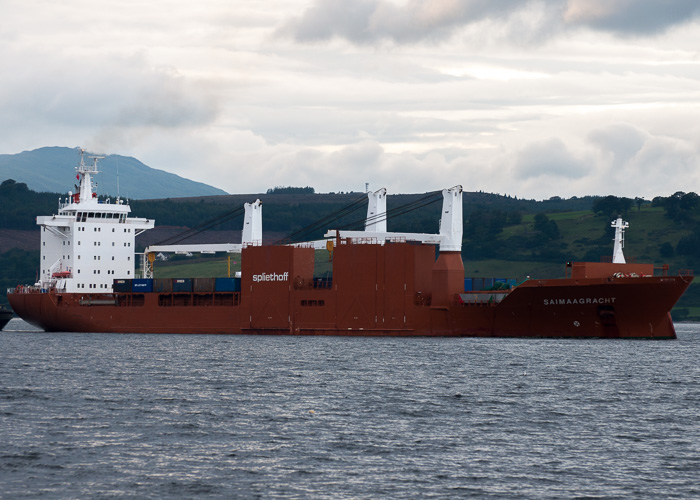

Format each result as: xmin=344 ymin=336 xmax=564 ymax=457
xmin=152 ymin=251 xmax=335 ymax=279
xmin=463 ymin=260 xmax=563 ymax=280
xmin=517 ymin=206 xmax=692 ymax=269
xmin=153 ymin=255 xmax=241 ymax=278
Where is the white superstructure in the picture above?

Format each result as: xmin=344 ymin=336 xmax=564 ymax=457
xmin=37 ymin=149 xmax=154 ymax=292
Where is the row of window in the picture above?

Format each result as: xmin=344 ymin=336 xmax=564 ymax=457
xmin=76 ymin=212 xmax=127 ymax=222
xmin=47 ymin=240 xmax=132 ymax=247
xmin=72 ymin=241 xmax=132 ymax=246
xmin=45 ymin=255 xmax=131 ymax=261
xmin=77 ymin=283 xmax=111 ymax=289
xmin=42 ymin=266 xmax=130 ymax=276
xmin=77 ymin=227 xmax=132 ymax=233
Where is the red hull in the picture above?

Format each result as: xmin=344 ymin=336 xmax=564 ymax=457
xmin=8 ymin=242 xmax=691 ymax=339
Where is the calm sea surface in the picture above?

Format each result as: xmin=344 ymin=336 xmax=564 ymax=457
xmin=1 ymin=319 xmax=699 ymax=499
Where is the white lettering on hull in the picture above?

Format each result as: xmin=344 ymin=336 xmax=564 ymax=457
xmin=543 ymin=297 xmax=616 ymax=306
xmin=252 ymin=272 xmax=289 ymax=283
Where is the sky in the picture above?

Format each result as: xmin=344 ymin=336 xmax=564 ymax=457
xmin=2 ymin=0 xmax=700 ymax=200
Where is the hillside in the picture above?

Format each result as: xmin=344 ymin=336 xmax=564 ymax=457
xmin=129 ymin=204 xmax=693 ymax=279
xmin=0 ymin=147 xmax=227 ymax=199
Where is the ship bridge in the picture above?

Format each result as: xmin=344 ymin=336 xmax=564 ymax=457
xmin=37 ymin=149 xmax=154 ymax=293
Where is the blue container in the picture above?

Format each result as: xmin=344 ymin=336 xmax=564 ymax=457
xmin=113 ymin=279 xmax=131 ymax=292
xmin=464 ymin=278 xmax=473 ymax=292
xmin=215 ymin=277 xmax=241 ymax=292
xmin=132 ymin=279 xmax=153 ymax=293
xmin=172 ymin=278 xmax=193 ymax=292
xmin=472 ymin=278 xmax=484 ymax=291
xmin=483 ymin=278 xmax=495 ymax=290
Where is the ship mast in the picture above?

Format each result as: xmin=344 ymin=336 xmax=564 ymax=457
xmin=75 ymin=148 xmax=104 ymax=204
xmin=611 ymin=217 xmax=629 ymax=264
xmin=365 ymin=188 xmax=387 ymax=233
xmin=438 ymin=185 xmax=463 ymax=252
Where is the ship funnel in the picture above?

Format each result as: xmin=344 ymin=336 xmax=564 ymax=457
xmin=243 ymin=199 xmax=263 ymax=245
xmin=611 ymin=217 xmax=628 ymax=264
xmin=365 ymin=188 xmax=387 ymax=233
xmin=439 ymin=186 xmax=463 ymax=252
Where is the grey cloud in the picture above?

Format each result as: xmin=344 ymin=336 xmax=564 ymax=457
xmin=564 ymin=0 xmax=700 ymax=35
xmin=279 ymin=0 xmax=527 ymax=43
xmin=3 ymin=54 xmax=218 ymax=131
xmin=279 ymin=0 xmax=700 ymax=44
xmin=240 ymin=105 xmax=490 ymax=148
xmin=514 ymin=138 xmax=589 ymax=179
xmin=626 ymin=135 xmax=697 ymax=176
xmin=328 ymin=140 xmax=384 ymax=168
xmin=277 ymin=0 xmax=379 ymax=42
xmin=113 ymin=73 xmax=219 ymax=128
xmin=588 ymin=124 xmax=646 ymax=167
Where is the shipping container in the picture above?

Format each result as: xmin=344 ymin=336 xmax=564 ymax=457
xmin=472 ymin=278 xmax=484 ymax=291
xmin=172 ymin=278 xmax=193 ymax=292
xmin=154 ymin=278 xmax=173 ymax=292
xmin=113 ymin=279 xmax=132 ymax=293
xmin=193 ymin=278 xmax=216 ymax=292
xmin=464 ymin=278 xmax=473 ymax=292
xmin=132 ymin=279 xmax=153 ymax=293
xmin=215 ymin=277 xmax=241 ymax=292
xmin=483 ymin=278 xmax=495 ymax=289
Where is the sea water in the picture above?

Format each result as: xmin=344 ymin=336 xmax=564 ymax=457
xmin=1 ymin=319 xmax=699 ymax=499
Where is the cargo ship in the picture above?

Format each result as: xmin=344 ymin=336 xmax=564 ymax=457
xmin=7 ymin=151 xmax=692 ymax=338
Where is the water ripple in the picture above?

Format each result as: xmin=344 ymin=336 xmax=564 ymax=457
xmin=1 ymin=319 xmax=699 ymax=498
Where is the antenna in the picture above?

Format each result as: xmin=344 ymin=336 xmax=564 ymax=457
xmin=116 ymin=156 xmax=120 ymax=199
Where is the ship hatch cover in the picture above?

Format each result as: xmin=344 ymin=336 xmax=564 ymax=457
xmin=251 ymin=298 xmax=288 ymax=329
xmin=339 ymin=297 xmax=373 ymax=328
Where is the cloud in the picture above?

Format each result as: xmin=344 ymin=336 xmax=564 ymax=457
xmin=564 ymin=0 xmax=700 ymax=35
xmin=513 ymin=138 xmax=590 ymax=180
xmin=3 ymin=0 xmax=700 ymax=204
xmin=279 ymin=0 xmax=533 ymax=43
xmin=0 ymin=46 xmax=220 ymax=158
xmin=279 ymin=0 xmax=700 ymax=44
xmin=588 ymin=124 xmax=646 ymax=167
